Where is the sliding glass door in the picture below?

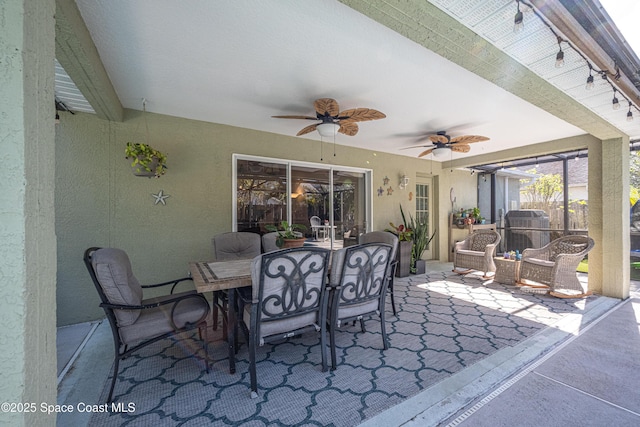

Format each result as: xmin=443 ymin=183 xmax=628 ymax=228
xmin=234 ymin=155 xmax=371 ymax=249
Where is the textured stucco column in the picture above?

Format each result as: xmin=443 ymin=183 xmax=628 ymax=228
xmin=0 ymin=0 xmax=57 ymax=425
xmin=588 ymin=138 xmax=630 ymax=298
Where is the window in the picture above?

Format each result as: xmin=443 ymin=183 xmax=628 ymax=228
xmin=234 ymin=155 xmax=371 ymax=250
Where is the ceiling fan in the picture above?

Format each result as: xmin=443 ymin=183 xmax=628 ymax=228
xmin=401 ymin=131 xmax=489 ymax=158
xmin=272 ymin=98 xmax=386 ymax=137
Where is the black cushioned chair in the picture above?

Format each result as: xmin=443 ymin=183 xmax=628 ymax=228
xmin=359 ymin=231 xmax=399 ymax=316
xmin=84 ymin=247 xmax=210 ymax=403
xmin=237 ymin=247 xmax=331 ymax=398
xmin=328 ymin=243 xmax=392 ymax=370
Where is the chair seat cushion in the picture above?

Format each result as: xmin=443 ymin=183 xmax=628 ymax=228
xmin=524 ymin=257 xmax=555 ymax=268
xmin=118 ymin=290 xmax=209 ymax=345
xmin=243 ymin=305 xmax=319 ymax=345
xmin=336 ymin=299 xmax=378 ymax=326
xmin=457 ymin=249 xmax=484 ymax=257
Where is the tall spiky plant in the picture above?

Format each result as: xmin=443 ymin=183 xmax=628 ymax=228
xmin=400 ymin=204 xmax=436 ymax=272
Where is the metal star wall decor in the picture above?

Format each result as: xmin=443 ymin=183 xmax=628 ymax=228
xmin=152 ymin=189 xmax=170 ymax=205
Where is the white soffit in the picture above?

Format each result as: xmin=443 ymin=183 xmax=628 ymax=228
xmin=430 ymin=0 xmax=640 ymax=139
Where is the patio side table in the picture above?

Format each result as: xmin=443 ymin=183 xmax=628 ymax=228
xmin=494 ymin=257 xmax=521 ymax=285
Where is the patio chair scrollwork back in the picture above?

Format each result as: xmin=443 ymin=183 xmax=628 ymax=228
xmin=453 ymin=229 xmax=501 ymax=277
xmin=237 ymin=246 xmax=331 ymax=398
xmin=359 ymin=231 xmax=399 ymax=316
xmin=328 ymin=243 xmax=393 ymax=370
xmin=83 ymin=247 xmax=210 ymax=404
xmin=518 ymin=235 xmax=594 ymax=298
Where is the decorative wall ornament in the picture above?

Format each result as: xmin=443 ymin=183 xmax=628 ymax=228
xmin=152 ymin=189 xmax=170 ymax=205
xmin=377 ymin=186 xmax=384 ymax=197
xmin=383 ymin=176 xmax=390 ymax=186
xmin=386 ymin=186 xmax=394 ymax=196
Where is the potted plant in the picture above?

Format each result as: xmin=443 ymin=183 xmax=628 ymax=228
xmin=265 ymin=220 xmax=308 ymax=248
xmin=125 ymin=142 xmax=167 ymax=178
xmin=386 ymin=209 xmax=414 ymax=278
xmin=402 ymin=208 xmax=437 ymax=274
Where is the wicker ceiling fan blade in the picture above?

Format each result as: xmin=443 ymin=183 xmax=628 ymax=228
xmin=418 ymin=148 xmax=436 ymax=158
xmin=338 ymin=108 xmax=386 ymax=122
xmin=297 ymin=123 xmax=319 ymax=136
xmin=450 ymin=135 xmax=489 ymax=144
xmin=338 ymin=121 xmax=359 ymax=136
xmin=429 ymin=134 xmax=449 ymax=144
xmin=450 ymin=144 xmax=471 ymax=153
xmin=272 ymin=115 xmax=318 ymax=120
xmin=399 ymin=143 xmax=434 ymax=150
xmin=314 ymin=98 xmax=339 ymax=116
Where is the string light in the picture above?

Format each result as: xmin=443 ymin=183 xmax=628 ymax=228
xmin=555 ymin=37 xmax=564 ymax=68
xmin=514 ymin=0 xmax=524 ymax=33
xmin=513 ymin=0 xmax=639 ymax=125
xmin=585 ymin=65 xmax=594 ymax=90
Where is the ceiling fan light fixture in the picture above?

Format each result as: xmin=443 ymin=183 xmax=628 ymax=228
xmin=432 ymin=147 xmax=449 ymax=158
xmin=316 ymin=122 xmax=340 ymax=137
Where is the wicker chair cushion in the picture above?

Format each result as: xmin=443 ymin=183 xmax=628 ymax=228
xmin=91 ymin=248 xmax=143 ymax=327
xmin=457 ymin=249 xmax=484 ymax=257
xmin=470 ymin=233 xmax=497 ymax=252
xmin=524 ymin=257 xmax=555 ymax=268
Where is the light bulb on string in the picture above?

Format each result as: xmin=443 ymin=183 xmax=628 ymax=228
xmin=513 ymin=0 xmax=524 ymax=33
xmin=586 ymin=65 xmax=595 ymax=90
xmin=555 ymin=37 xmax=565 ymax=68
xmin=612 ymin=90 xmax=620 ymax=110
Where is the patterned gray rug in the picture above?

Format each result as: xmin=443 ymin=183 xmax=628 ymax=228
xmin=91 ymin=271 xmax=597 ymax=426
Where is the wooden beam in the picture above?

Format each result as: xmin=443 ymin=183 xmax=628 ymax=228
xmin=55 ymin=0 xmax=123 ymax=121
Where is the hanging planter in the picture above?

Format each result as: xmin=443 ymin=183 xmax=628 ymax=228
xmin=125 ymin=142 xmax=167 ymax=178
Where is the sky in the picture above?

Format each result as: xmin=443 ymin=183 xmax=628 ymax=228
xmin=598 ymin=0 xmax=640 ymax=57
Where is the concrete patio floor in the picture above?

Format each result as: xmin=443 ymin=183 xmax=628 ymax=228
xmin=57 ymin=262 xmax=640 ymax=426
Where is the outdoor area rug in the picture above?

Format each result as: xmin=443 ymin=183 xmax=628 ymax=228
xmin=91 ymin=271 xmax=598 ymax=426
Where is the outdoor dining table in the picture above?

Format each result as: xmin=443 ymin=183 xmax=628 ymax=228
xmin=189 ymin=259 xmax=253 ymax=374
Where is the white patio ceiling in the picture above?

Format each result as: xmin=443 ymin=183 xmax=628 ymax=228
xmin=59 ymin=0 xmax=639 ymax=162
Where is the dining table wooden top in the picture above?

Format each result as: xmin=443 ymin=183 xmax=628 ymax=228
xmin=189 ymin=259 xmax=253 ymax=293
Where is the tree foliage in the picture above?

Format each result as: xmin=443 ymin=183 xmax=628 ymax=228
xmin=520 ymin=169 xmax=563 ymax=210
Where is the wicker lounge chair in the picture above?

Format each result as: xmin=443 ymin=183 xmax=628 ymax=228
xmin=452 ymin=229 xmax=501 ymax=278
xmin=517 ymin=235 xmax=594 ymax=298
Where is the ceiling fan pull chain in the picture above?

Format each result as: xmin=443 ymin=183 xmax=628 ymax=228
xmin=320 ymin=136 xmax=324 ymax=161
xmin=333 ymin=132 xmax=336 ymax=157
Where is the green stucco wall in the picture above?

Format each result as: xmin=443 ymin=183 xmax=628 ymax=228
xmin=55 ymin=109 xmax=459 ymax=325
xmin=0 ymin=0 xmax=57 ymax=425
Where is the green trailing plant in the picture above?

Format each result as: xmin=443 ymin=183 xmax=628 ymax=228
xmin=472 ymin=207 xmax=481 ymax=218
xmin=125 ymin=142 xmax=167 ymax=178
xmin=265 ymin=220 xmax=307 ymax=247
